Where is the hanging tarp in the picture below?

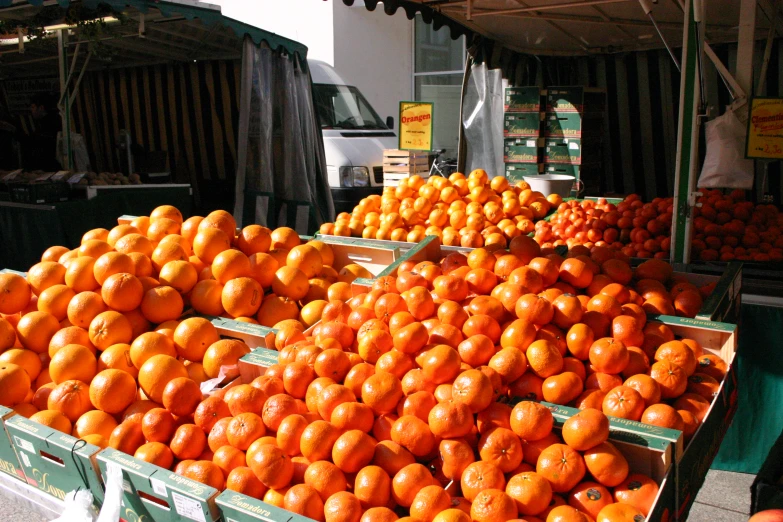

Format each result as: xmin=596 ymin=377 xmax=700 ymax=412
xmin=234 ymin=37 xmax=334 ymax=234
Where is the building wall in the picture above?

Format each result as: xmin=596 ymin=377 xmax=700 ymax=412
xmin=211 ymin=0 xmax=335 ymax=64
xmin=332 ymin=3 xmax=413 ymax=130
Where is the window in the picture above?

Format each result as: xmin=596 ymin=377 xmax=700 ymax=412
xmin=312 ymin=84 xmax=388 ymax=130
xmin=413 ymin=15 xmax=465 ymax=156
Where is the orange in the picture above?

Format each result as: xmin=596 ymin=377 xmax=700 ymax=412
xmin=589 ymin=338 xmax=629 ymax=375
xmin=190 ymin=280 xmax=226 ymax=317
xmin=73 ymin=410 xmax=118 ymax=439
xmin=138 ymin=354 xmax=188 ymax=403
xmin=224 ymin=412 xmax=265 ymax=451
xmin=506 ymin=471 xmax=553 ymax=516
xmin=42 ymin=246 xmax=70 ymax=263
xmin=526 ymin=340 xmax=563 ymax=378
xmin=595 ymin=502 xmax=643 ymax=522
xmin=193 ymin=228 xmax=232 ymax=264
xmin=211 ymin=249 xmax=251 ymax=284
xmin=602 ymin=386 xmax=645 ymax=421
xmin=427 ymin=401 xmax=473 ymax=439
xmin=353 ymin=465 xmax=391 ymax=509
xmin=170 ymin=423 xmax=207 ymax=460
xmin=470 ymin=489 xmax=518 ymax=522
xmin=162 ymin=377 xmax=202 ymax=416
xmin=452 ymin=369 xmax=493 ymax=413
xmin=323 ymin=491 xmax=362 ymax=522
xmin=536 ymin=444 xmax=586 ymax=493
xmin=200 ymin=210 xmax=237 ymax=238
xmin=49 ymin=344 xmax=97 ymax=384
xmin=561 ymin=408 xmax=610 ymax=451
xmin=284 ymin=484 xmax=325 ymax=520
xmin=432 ymin=509 xmax=470 ymax=522
xmin=641 ymin=403 xmax=684 ymax=431
xmin=410 ymin=485 xmax=453 ymax=522
xmin=89 ymin=369 xmax=137 ymax=414
xmin=272 ymin=267 xmax=310 ymax=301
xmin=26 ymin=261 xmax=66 ymax=296
xmin=130 ymin=332 xmax=176 ymax=368
xmin=135 ymin=442 xmax=174 ymax=469
xmin=460 ymin=461 xmax=506 ymax=502
xmin=613 ymin=473 xmax=659 ymax=516
xmin=172 ymin=317 xmax=219 ymax=362
xmin=140 ymin=286 xmax=184 ymax=324
xmin=141 ymin=408 xmax=176 ymax=443
xmin=300 ymin=420 xmax=340 ymax=462
xmin=67 ymin=291 xmax=106 ymax=329
xmin=0 ymin=349 xmax=41 ymax=380
xmin=372 ymin=440 xmax=416 ymax=477
xmin=568 ymin=482 xmax=613 ymax=519
xmin=237 ymin=225 xmax=272 ymax=255
xmin=655 ymin=340 xmax=698 ymax=376
xmin=158 ymin=260 xmax=198 ymax=294
xmin=391 ymin=415 xmax=436 ymax=458
xmin=222 ymin=277 xmax=263 ymax=318
xmin=479 ymin=427 xmax=523 ymax=472
xmin=89 ymin=311 xmax=132 ymax=350
xmin=100 ymin=273 xmax=144 ymax=312
xmin=16 ymin=311 xmax=59 ymax=353
xmin=37 ymin=285 xmax=75 ymax=322
xmin=47 ymin=380 xmax=92 ymax=422
xmin=249 ymin=444 xmax=294 ymax=490
xmin=583 ymin=441 xmax=629 ymax=488
xmin=31 ymin=410 xmax=72 ymax=433
xmin=64 ymin=256 xmax=100 ymax=292
xmin=183 ymin=460 xmax=224 ymax=490
xmin=510 ymin=401 xmax=553 ymax=441
xmin=226 ymin=467 xmax=268 ymax=499
xmin=49 ymin=326 xmax=94 ymax=357
xmin=332 ymin=429 xmax=376 ymax=473
xmin=650 ymin=360 xmax=688 ymax=399
xmin=391 ymin=462 xmax=434 ymax=507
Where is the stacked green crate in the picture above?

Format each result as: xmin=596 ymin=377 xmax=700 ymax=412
xmin=543 ymin=87 xmax=606 ymax=195
xmin=503 ymin=87 xmax=541 ymax=183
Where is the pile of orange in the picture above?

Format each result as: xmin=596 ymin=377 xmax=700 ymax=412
xmin=692 ymin=189 xmax=782 ymax=262
xmin=535 ymin=190 xmax=782 ymax=263
xmin=319 ymin=170 xmax=560 ymax=248
xmin=0 ymin=203 xmax=731 ymax=522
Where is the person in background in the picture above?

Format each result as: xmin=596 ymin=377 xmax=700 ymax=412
xmin=21 ymin=93 xmax=61 ymax=171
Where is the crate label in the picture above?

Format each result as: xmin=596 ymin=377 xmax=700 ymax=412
xmin=19 ymin=451 xmax=30 ymax=468
xmin=569 ymin=142 xmax=579 ymax=149
xmin=13 ymin=436 xmax=34 ymax=453
xmin=151 ymin=477 xmax=167 ymax=496
xmin=2 ymin=169 xmax=22 ymax=181
xmin=67 ymin=173 xmax=85 ymax=184
xmin=172 ymin=491 xmax=207 ymax=522
xmin=527 ymin=140 xmax=536 ymax=147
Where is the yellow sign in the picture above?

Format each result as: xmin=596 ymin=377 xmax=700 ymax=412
xmin=747 ymin=97 xmax=783 ymax=159
xmin=399 ymin=101 xmax=433 ymax=151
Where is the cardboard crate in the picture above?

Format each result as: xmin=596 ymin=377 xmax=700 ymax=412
xmin=544 ymin=138 xmax=602 ymax=165
xmin=351 ymin=235 xmax=442 ymax=294
xmin=649 ymin=316 xmax=738 ymax=521
xmin=546 ymin=87 xmax=585 ymax=113
xmin=544 ymin=112 xmax=602 ymax=138
xmin=505 ymin=163 xmax=542 ymax=183
xmin=217 ymin=490 xmax=318 ymax=522
xmin=694 ymin=262 xmax=742 ymax=324
xmin=503 ymin=113 xmax=541 ymax=137
xmin=213 ymin=317 xmax=277 ymax=351
xmin=504 ymin=86 xmax=541 ymax=112
xmin=97 ymin=449 xmax=220 ymax=522
xmin=383 ymin=172 xmax=430 ymax=188
xmin=4 ymin=416 xmax=103 ymax=505
xmin=504 ymin=137 xmax=541 ymax=164
xmin=0 ymin=407 xmax=26 ymax=482
xmin=238 ymin=347 xmax=281 ymax=382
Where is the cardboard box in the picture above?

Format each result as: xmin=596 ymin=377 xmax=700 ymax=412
xmin=504 ymin=138 xmax=541 ymax=164
xmin=216 ymin=490 xmax=318 ymax=522
xmin=505 ymin=163 xmax=541 ymax=183
xmin=504 ymin=113 xmax=541 ymax=137
xmin=0 ymin=407 xmax=26 ymax=482
xmin=695 ymin=262 xmax=742 ymax=325
xmin=97 ymin=448 xmax=220 ymax=522
xmin=504 ymin=87 xmax=541 ymax=112
xmin=238 ymin=347 xmax=281 ymax=383
xmin=213 ymin=317 xmax=277 ymax=351
xmin=649 ymin=316 xmax=738 ymax=521
xmin=546 ymin=87 xmax=584 ymax=113
xmin=544 ymin=113 xmax=602 ymax=138
xmin=543 ymin=138 xmax=601 ymax=165
xmin=4 ymin=416 xmax=103 ymax=505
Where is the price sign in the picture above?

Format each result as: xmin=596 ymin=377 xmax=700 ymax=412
xmin=746 ymin=97 xmax=783 ymax=159
xmin=399 ymin=101 xmax=433 ymax=151
xmin=35 ymin=173 xmax=54 ymax=181
xmin=50 ymin=171 xmax=70 ymax=181
xmin=67 ymin=172 xmax=86 ymax=184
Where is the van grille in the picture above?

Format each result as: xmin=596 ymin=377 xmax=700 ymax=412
xmin=373 ymin=166 xmax=384 ymax=184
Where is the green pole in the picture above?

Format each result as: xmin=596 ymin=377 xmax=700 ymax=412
xmin=670 ymin=0 xmax=701 ymax=266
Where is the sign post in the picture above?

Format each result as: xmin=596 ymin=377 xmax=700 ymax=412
xmin=746 ymin=97 xmax=783 ymax=159
xmin=399 ymin=101 xmax=433 ymax=151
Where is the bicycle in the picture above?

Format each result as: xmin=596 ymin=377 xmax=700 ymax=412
xmin=428 ymin=149 xmax=458 ymax=178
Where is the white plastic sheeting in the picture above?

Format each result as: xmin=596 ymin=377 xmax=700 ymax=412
xmin=462 ymin=63 xmax=504 ymax=177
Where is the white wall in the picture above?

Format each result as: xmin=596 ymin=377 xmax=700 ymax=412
xmin=332 ymin=3 xmax=412 ymax=130
xmin=211 ymin=0 xmax=335 ymax=64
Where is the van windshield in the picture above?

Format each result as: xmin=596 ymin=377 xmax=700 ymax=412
xmin=313 ymin=84 xmax=388 ymax=130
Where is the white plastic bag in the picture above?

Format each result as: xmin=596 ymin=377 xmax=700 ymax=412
xmin=96 ymin=462 xmax=124 ymax=522
xmin=698 ymin=110 xmax=755 ymax=189
xmin=53 ymin=489 xmax=98 ymax=522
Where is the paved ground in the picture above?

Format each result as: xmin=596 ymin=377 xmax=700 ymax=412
xmin=0 ymin=469 xmax=757 ymax=521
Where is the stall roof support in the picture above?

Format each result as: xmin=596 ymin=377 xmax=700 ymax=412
xmin=757 ymin=0 xmax=779 ymax=94
xmin=57 ymin=29 xmax=72 ymax=170
xmin=737 ymin=0 xmax=758 ymax=96
xmin=670 ymin=0 xmax=702 ymax=265
xmin=470 ymin=0 xmax=631 ymax=16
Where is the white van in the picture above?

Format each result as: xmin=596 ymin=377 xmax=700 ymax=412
xmin=309 ymin=59 xmax=399 ymax=214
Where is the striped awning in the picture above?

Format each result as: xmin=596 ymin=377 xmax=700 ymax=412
xmin=0 ymin=0 xmax=308 ymax=57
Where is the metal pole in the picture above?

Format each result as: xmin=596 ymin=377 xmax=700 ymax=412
xmin=57 ymin=29 xmax=73 ymax=170
xmin=736 ymin=0 xmax=758 ymax=97
xmin=647 ymin=13 xmax=681 ymax=71
xmin=670 ymin=0 xmax=701 ymax=266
